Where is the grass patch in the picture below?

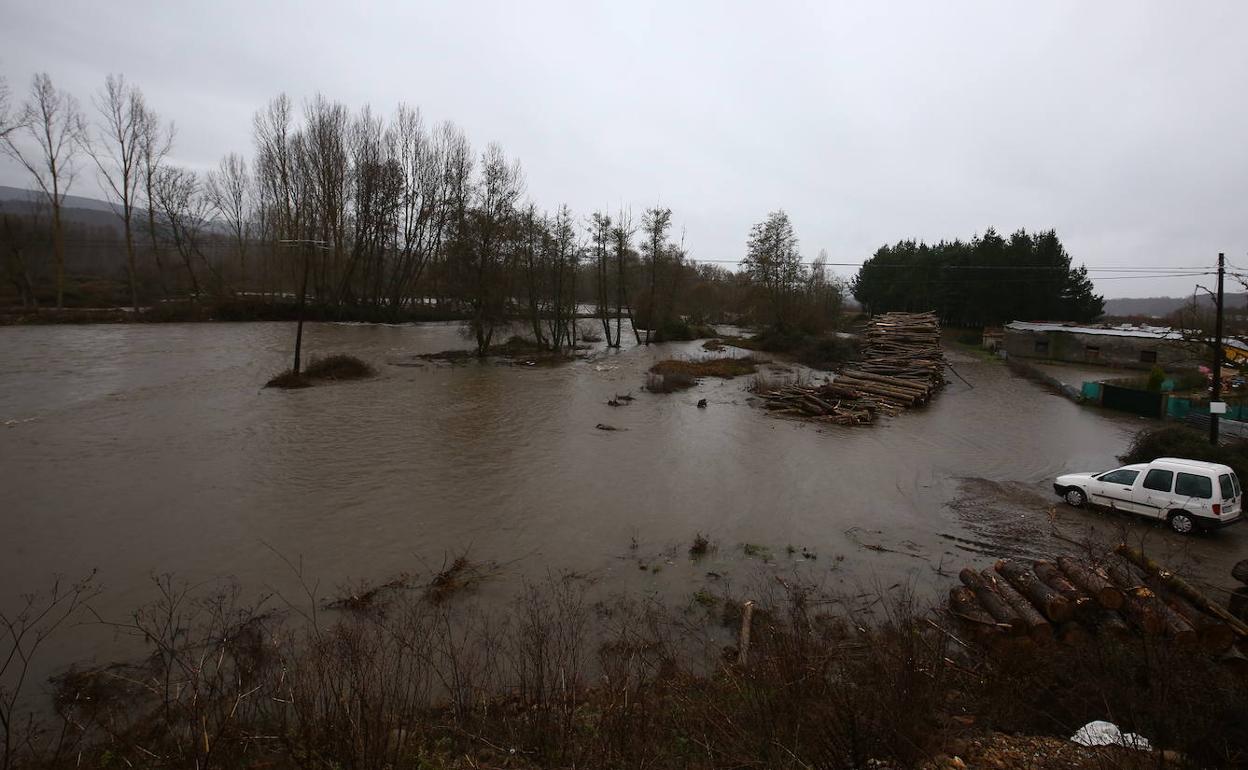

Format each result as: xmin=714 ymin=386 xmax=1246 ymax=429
xmin=645 ymin=356 xmax=764 ymax=393
xmin=266 ymin=354 xmax=374 ymax=389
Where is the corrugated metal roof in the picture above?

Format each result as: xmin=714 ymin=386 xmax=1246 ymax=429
xmin=1005 ymin=321 xmax=1181 ymax=339
xmin=1004 ymin=321 xmax=1248 ymax=351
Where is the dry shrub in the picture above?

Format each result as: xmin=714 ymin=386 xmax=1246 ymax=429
xmin=265 ymin=354 xmax=373 ymax=388
xmin=13 ymin=566 xmax=1248 ymax=769
xmin=966 ymin=633 xmax=1248 ymax=768
xmin=302 ymin=353 xmax=374 ymax=380
xmin=264 ymin=369 xmax=311 ymax=389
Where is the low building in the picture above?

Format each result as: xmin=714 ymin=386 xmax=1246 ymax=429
xmin=1003 ymin=321 xmax=1233 ymax=371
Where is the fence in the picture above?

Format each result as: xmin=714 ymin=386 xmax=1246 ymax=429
xmin=1099 ymin=383 xmax=1166 ymax=418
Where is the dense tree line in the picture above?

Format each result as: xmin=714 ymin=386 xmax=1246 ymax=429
xmin=851 ymin=229 xmax=1103 ymax=327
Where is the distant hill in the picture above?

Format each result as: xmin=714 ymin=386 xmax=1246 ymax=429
xmin=0 ymin=185 xmax=124 ymax=233
xmin=0 ymin=184 xmax=119 ymax=214
xmin=1103 ymin=293 xmax=1248 ymax=318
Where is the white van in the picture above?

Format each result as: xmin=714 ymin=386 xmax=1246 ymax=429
xmin=1054 ymin=457 xmax=1243 ymax=534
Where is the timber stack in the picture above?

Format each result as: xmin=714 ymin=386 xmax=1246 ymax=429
xmin=857 ymin=311 xmax=946 ymax=386
xmin=752 ymin=311 xmax=945 ymax=425
xmin=946 ymin=545 xmax=1247 ymax=653
xmin=753 ymin=372 xmax=931 ymax=425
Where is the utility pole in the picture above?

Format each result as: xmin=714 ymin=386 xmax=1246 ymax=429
xmin=1210 ymin=252 xmax=1225 ymax=445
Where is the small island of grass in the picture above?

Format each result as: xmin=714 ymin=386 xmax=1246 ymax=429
xmin=646 ymin=355 xmax=764 ymax=392
xmin=266 ymin=354 xmax=375 ymax=389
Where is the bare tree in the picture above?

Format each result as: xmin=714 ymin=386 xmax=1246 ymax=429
xmin=541 ymin=205 xmax=579 ymax=352
xmin=464 ymin=143 xmax=522 ymax=355
xmin=253 ymin=94 xmax=299 ymax=298
xmin=612 ymin=209 xmax=641 ymax=345
xmin=433 ymin=121 xmax=473 ymax=309
xmin=639 ymin=206 xmax=672 ymax=344
xmin=387 ymin=105 xmax=451 ymax=310
xmin=205 ymin=152 xmax=252 ymax=292
xmin=0 ymin=75 xmax=14 ymax=139
xmin=297 ymin=95 xmax=350 ymax=300
xmin=591 ymin=210 xmax=616 ymax=346
xmin=153 ymin=166 xmax=218 ymax=298
xmin=743 ymin=210 xmax=804 ymax=329
xmin=1 ymin=74 xmax=84 ymax=308
xmin=139 ymin=105 xmax=175 ymax=298
xmin=84 ymin=74 xmax=147 ymax=310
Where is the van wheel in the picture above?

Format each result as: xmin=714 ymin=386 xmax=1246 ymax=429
xmin=1168 ymin=511 xmax=1196 ymax=535
xmin=1064 ymin=488 xmax=1087 ymax=507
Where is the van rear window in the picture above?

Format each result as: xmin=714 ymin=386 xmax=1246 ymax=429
xmin=1220 ymin=473 xmax=1235 ymax=499
xmin=1176 ymin=472 xmax=1212 ymax=499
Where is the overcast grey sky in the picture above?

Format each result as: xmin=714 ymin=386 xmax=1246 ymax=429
xmin=3 ymin=0 xmax=1246 ymax=298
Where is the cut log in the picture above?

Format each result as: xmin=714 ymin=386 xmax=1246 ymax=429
xmin=959 ymin=567 xmax=1024 ymax=635
xmin=995 ymin=560 xmax=1072 ymax=623
xmin=948 ymin=586 xmax=1009 ymax=632
xmin=982 ymin=569 xmax=1052 ymax=642
xmin=1057 ymin=555 xmax=1124 ymax=609
xmin=1158 ymin=601 xmax=1199 ymax=646
xmin=1090 ymin=609 xmax=1131 ymax=638
xmin=1034 ymin=560 xmax=1093 ymax=614
xmin=1161 ymin=591 xmax=1235 ymax=652
xmin=841 ymin=369 xmax=933 ymax=393
xmin=1104 ymin=563 xmax=1167 ymax=635
xmin=1116 ymin=544 xmax=1248 ymax=638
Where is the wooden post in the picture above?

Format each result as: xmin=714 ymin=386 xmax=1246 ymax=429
xmin=737 ymin=600 xmax=755 ymax=666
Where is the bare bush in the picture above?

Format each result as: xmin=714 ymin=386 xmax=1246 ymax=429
xmin=8 ymin=565 xmax=1248 ymax=768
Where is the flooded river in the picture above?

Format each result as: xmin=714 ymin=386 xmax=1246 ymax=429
xmin=2 ymin=321 xmax=1245 ymax=676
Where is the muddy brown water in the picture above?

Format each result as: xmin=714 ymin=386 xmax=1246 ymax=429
xmin=1 ymin=321 xmax=1245 ymax=687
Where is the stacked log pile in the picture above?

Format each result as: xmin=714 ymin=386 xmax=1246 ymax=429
xmin=946 ymin=545 xmax=1246 ymax=652
xmin=858 ymin=311 xmax=946 ymax=385
xmin=753 ymin=312 xmax=945 ymax=425
xmin=754 ymin=370 xmax=937 ymax=425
